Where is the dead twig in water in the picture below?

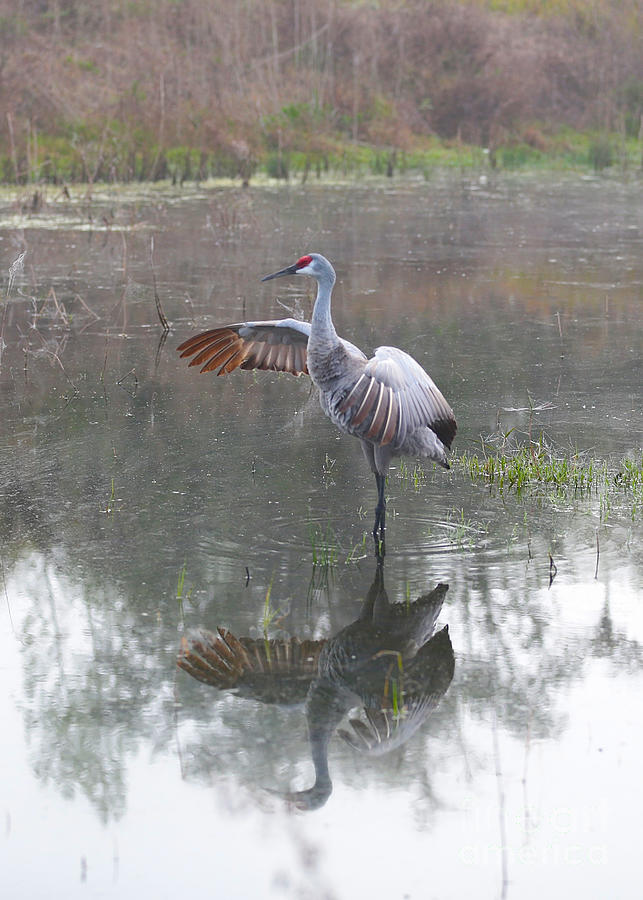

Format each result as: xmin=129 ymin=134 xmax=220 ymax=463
xmin=44 ymin=287 xmax=71 ymax=328
xmin=73 ymin=292 xmax=100 ymax=321
xmin=109 ymin=233 xmax=129 ymax=331
xmin=1 ymin=251 xmax=27 ymax=367
xmin=117 ymin=368 xmax=138 ymax=395
xmin=555 ymin=310 xmax=564 ymax=359
xmin=548 ymin=553 xmax=557 ymax=588
xmin=1 ymin=554 xmax=15 ymax=634
xmin=7 ymin=251 xmax=26 ymax=297
xmin=183 ymin=291 xmax=196 ymax=326
xmin=155 ymin=330 xmax=169 ymax=372
xmin=100 ymin=340 xmax=108 ymax=383
xmin=150 ymin=236 xmax=170 ymax=333
xmin=594 ymin=530 xmax=600 ymax=580
xmin=99 ymin=338 xmax=109 ymax=404
xmin=30 ymin=328 xmax=74 ymax=380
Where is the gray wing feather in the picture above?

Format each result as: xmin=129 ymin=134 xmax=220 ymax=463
xmin=177 ymin=319 xmax=311 ymax=376
xmin=237 ymin=318 xmax=311 ymax=343
xmin=337 ymin=345 xmax=456 ymax=449
xmin=337 ymin=624 xmax=454 ymax=756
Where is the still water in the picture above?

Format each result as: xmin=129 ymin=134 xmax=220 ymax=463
xmin=0 ymin=174 xmax=641 ymax=898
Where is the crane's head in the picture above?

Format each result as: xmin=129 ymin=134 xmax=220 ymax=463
xmin=261 ymin=253 xmax=336 ymax=284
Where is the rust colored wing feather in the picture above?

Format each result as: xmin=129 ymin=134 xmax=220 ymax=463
xmin=365 ymin=385 xmax=396 ymax=443
xmin=177 ymin=329 xmax=227 ymax=358
xmin=295 ymin=345 xmax=308 ymax=375
xmin=344 ymin=377 xmax=399 ymax=446
xmin=178 ymin=323 xmax=309 ymax=376
xmin=351 ymin=378 xmax=380 ymax=427
xmin=200 ymin=338 xmax=245 ymax=374
xmin=188 ymin=335 xmax=235 ymax=368
xmin=218 ymin=345 xmax=249 ymax=375
xmin=177 ymin=628 xmax=250 ymax=687
xmin=285 ymin=347 xmax=296 ymax=375
xmin=380 ymin=391 xmax=399 ymax=446
xmin=338 ymin=373 xmax=368 ymax=414
xmin=177 ymin=628 xmax=327 ymax=700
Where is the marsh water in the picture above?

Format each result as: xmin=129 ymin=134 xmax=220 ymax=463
xmin=1 ymin=174 xmax=641 ymax=899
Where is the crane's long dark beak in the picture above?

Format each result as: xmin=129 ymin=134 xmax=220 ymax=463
xmin=261 ymin=263 xmax=298 ymax=282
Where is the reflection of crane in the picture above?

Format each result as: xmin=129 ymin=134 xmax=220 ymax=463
xmin=178 ymin=558 xmax=454 ymax=810
xmin=178 ymin=253 xmax=456 ymax=537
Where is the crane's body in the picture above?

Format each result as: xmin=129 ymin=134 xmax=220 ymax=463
xmin=177 ymin=253 xmax=456 ymax=537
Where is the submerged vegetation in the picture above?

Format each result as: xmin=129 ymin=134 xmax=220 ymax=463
xmin=2 ymin=0 xmax=643 ymax=184
xmin=308 ymin=522 xmax=339 ymax=568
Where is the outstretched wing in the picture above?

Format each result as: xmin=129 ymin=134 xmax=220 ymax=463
xmin=337 ymin=625 xmax=455 ymax=756
xmin=178 ymin=627 xmax=326 ymax=704
xmin=177 ymin=318 xmax=311 ymax=376
xmin=337 ymin=345 xmax=456 ymax=449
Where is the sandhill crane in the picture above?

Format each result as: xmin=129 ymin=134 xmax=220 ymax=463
xmin=177 ymin=253 xmax=456 ymax=537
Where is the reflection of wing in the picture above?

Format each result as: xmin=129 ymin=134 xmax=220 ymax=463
xmin=371 ymin=581 xmax=448 ymax=641
xmin=177 ymin=627 xmax=325 ymax=705
xmin=337 ymin=625 xmax=454 ymax=755
xmin=337 ymin=346 xmax=456 ymax=449
xmin=177 ymin=319 xmax=311 ymax=376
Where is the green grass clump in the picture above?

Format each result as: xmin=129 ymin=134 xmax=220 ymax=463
xmin=454 ymin=443 xmax=642 ymax=511
xmin=308 ymin=522 xmax=339 ymax=568
xmin=261 ymin=576 xmax=285 ymax=645
xmin=397 ymin=458 xmax=427 ymax=492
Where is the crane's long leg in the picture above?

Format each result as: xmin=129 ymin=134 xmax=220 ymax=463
xmin=373 ymin=473 xmax=386 ymax=541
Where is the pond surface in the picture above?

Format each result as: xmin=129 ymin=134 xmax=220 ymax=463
xmin=0 ymin=174 xmax=641 ymax=899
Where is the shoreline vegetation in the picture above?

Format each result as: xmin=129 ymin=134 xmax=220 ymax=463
xmin=398 ymin=443 xmax=643 ymax=518
xmin=2 ymin=131 xmax=642 ymax=192
xmin=2 ymin=0 xmax=642 ymax=186
xmin=455 ymin=445 xmax=642 ymax=504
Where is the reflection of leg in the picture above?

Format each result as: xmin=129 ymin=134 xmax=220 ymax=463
xmin=373 ymin=530 xmax=386 ymax=562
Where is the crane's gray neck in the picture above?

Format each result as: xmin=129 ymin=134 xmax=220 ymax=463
xmin=310 ymin=267 xmax=338 ymax=341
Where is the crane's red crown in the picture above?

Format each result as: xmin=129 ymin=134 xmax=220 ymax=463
xmin=296 ymin=255 xmax=313 ymax=269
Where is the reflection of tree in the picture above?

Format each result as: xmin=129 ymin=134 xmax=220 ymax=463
xmin=12 ymin=553 xmax=178 ymax=823
xmin=591 ymin=598 xmax=643 ymax=671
